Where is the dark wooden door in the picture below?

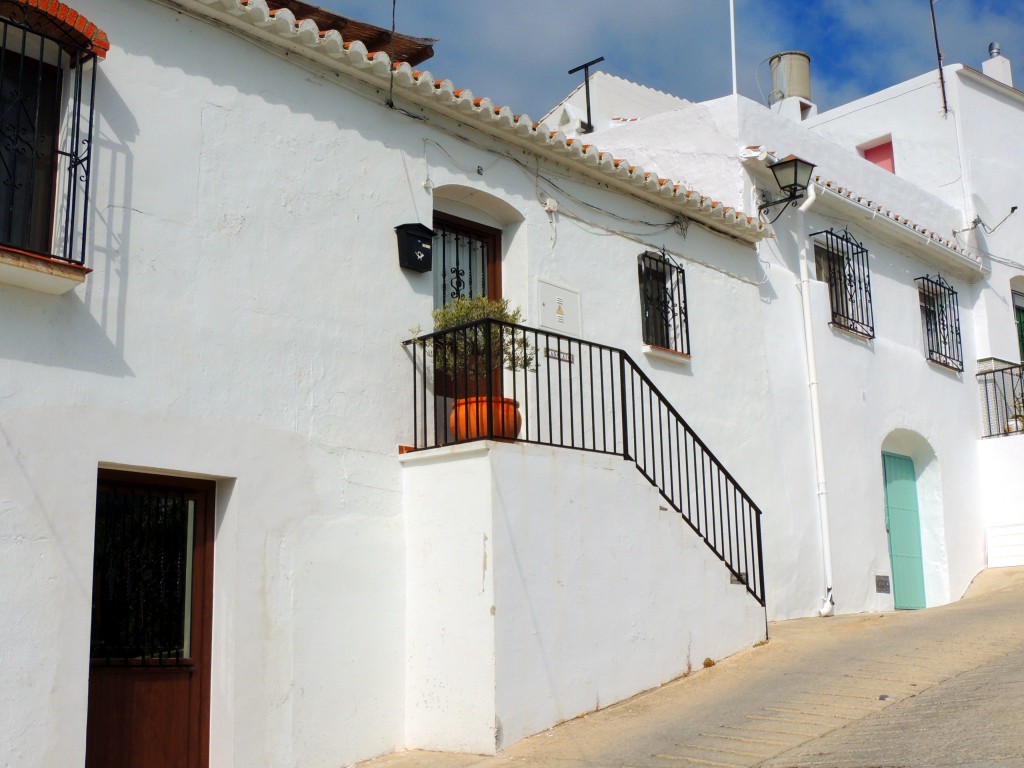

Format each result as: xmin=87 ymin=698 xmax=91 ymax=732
xmin=86 ymin=472 xmax=215 ymax=768
xmin=432 ymin=213 xmax=507 ymax=440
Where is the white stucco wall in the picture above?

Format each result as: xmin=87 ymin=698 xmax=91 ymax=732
xmin=582 ymin=90 xmax=990 ymax=618
xmin=977 ymin=436 xmax=1024 ymax=557
xmin=806 ymin=72 xmax=965 ymax=212
xmin=7 ymin=2 xmax=1022 ymax=765
xmin=582 ymin=96 xmax=744 ymax=211
xmin=767 ymin=203 xmax=984 ymax=614
xmin=807 ymin=66 xmax=1024 ymax=365
xmin=0 ymin=2 xmax=784 ymax=765
xmin=403 ymin=441 xmax=765 ymax=753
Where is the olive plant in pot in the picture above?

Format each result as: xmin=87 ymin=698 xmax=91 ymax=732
xmin=423 ymin=296 xmax=534 ymax=441
xmin=1007 ymin=391 xmax=1024 ymax=434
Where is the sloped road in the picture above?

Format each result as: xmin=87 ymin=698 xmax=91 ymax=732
xmin=361 ymin=568 xmax=1024 ymax=768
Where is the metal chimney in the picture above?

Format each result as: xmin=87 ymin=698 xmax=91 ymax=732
xmin=769 ymin=51 xmax=812 ymax=105
xmin=983 ymin=42 xmax=1013 ymax=87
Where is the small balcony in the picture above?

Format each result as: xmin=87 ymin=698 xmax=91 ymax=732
xmin=977 ymin=362 xmax=1024 ymax=437
xmin=400 ymin=317 xmax=768 ymax=752
xmin=402 ymin=318 xmax=765 ymax=603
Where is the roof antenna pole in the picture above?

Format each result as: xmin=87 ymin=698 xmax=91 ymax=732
xmin=929 ymin=0 xmax=950 ymax=115
xmin=729 ymin=0 xmax=738 ymax=96
xmin=568 ymin=56 xmax=605 ymax=134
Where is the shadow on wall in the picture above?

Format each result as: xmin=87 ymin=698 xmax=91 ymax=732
xmin=0 ymin=67 xmax=137 ymax=377
xmin=81 ymin=66 xmax=138 ymax=370
xmin=880 ymin=428 xmax=951 ymax=606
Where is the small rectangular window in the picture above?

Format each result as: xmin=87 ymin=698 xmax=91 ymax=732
xmin=917 ymin=274 xmax=963 ymax=371
xmin=862 ymin=140 xmax=895 ymax=173
xmin=638 ymin=249 xmax=689 ymax=355
xmin=812 ymin=228 xmax=875 ymax=338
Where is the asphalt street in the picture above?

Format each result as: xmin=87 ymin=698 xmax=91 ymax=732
xmin=362 ymin=567 xmax=1024 ymax=768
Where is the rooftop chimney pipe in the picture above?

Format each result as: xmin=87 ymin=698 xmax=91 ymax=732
xmin=983 ymin=42 xmax=1013 ymax=87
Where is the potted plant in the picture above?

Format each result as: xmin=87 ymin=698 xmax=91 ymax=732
xmin=422 ymin=296 xmax=533 ymax=441
xmin=1007 ymin=392 xmax=1024 ymax=434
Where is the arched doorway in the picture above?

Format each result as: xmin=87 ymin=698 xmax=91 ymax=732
xmin=880 ymin=430 xmax=949 ymax=609
xmin=881 ymin=452 xmax=926 ymax=609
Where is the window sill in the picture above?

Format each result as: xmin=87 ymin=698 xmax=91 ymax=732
xmin=828 ymin=321 xmax=874 ymax=341
xmin=642 ymin=344 xmax=691 ymax=366
xmin=0 ymin=246 xmax=90 ymax=295
xmin=926 ymin=356 xmax=964 ymax=373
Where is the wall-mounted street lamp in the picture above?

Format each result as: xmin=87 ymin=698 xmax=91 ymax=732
xmin=758 ymin=154 xmax=816 ymax=224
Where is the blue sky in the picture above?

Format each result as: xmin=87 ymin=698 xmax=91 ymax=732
xmin=321 ymin=1 xmax=1024 ymax=119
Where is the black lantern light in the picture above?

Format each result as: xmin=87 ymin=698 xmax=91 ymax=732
xmin=758 ymin=154 xmax=816 ymax=224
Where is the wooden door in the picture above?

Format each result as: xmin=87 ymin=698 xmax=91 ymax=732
xmin=432 ymin=213 xmax=506 ymax=440
xmin=882 ymin=453 xmax=926 ymax=610
xmin=86 ymin=471 xmax=215 ymax=768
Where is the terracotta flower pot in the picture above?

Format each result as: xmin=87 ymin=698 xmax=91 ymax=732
xmin=449 ymin=396 xmax=522 ymax=440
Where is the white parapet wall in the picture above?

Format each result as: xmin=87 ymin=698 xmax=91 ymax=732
xmin=402 ymin=440 xmax=766 ymax=753
xmin=978 ymin=436 xmax=1024 ymax=567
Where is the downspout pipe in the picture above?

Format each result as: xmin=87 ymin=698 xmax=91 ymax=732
xmin=795 ymin=184 xmax=835 ymax=617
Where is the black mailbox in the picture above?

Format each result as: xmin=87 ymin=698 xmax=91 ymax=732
xmin=395 ymin=223 xmax=434 ymax=273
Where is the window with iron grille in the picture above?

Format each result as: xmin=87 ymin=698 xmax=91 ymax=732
xmin=0 ymin=6 xmax=98 ymax=264
xmin=917 ymin=274 xmax=963 ymax=371
xmin=432 ymin=213 xmax=501 ymax=309
xmin=638 ymin=249 xmax=690 ymax=355
xmin=813 ymin=228 xmax=875 ymax=338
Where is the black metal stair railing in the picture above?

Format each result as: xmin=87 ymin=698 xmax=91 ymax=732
xmin=978 ymin=363 xmax=1024 ymax=437
xmin=403 ymin=319 xmax=766 ymax=606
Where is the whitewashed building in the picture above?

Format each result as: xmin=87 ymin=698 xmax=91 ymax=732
xmin=549 ymin=46 xmax=1024 ymax=622
xmin=5 ymin=1 xmax=1024 ymax=765
xmin=800 ymin=48 xmax=1024 ymax=571
xmin=1 ymin=1 xmax=775 ymax=766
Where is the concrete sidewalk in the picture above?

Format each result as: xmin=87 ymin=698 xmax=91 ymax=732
xmin=361 ymin=567 xmax=1024 ymax=768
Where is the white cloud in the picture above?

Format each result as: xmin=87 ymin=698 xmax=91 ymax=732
xmin=320 ymin=1 xmax=1024 ymax=117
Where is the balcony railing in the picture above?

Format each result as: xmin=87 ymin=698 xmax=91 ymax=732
xmin=978 ymin=363 xmax=1024 ymax=437
xmin=0 ymin=10 xmax=98 ymax=265
xmin=402 ymin=319 xmax=766 ymax=606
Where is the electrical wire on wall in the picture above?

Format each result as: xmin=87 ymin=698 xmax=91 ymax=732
xmin=382 ymin=0 xmax=425 ymax=122
xmin=407 ymin=93 xmax=767 ymax=286
xmin=421 ymin=132 xmax=766 ymax=285
xmin=423 ymin=138 xmax=501 ymax=179
xmin=386 ymin=0 xmax=396 ymax=108
xmin=951 ymin=205 xmax=1021 ymax=266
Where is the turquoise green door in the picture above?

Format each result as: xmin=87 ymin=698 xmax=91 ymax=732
xmin=882 ymin=452 xmax=926 ymax=609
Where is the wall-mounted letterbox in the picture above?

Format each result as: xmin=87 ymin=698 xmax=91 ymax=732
xmin=395 ymin=223 xmax=434 ymax=273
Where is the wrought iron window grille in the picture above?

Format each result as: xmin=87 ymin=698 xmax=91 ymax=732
xmin=916 ymin=274 xmax=963 ymax=371
xmin=812 ymin=227 xmax=875 ymax=339
xmin=638 ymin=248 xmax=690 ymax=356
xmin=0 ymin=7 xmax=97 ymax=265
xmin=431 ymin=214 xmax=499 ymax=309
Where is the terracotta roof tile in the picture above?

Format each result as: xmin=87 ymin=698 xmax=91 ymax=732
xmin=185 ymin=0 xmax=766 ymax=241
xmin=814 ymin=176 xmax=973 ymax=257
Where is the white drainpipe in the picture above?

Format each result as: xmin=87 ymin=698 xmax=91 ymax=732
xmin=795 ymin=184 xmax=835 ymax=617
